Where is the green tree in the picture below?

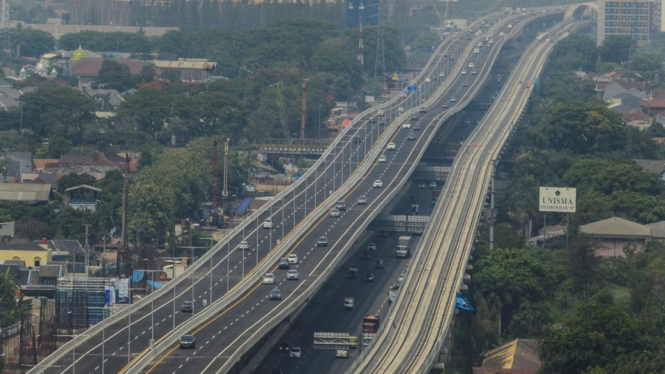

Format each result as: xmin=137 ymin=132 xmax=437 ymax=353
xmin=474 ymin=248 xmax=553 ymax=336
xmin=544 ymin=102 xmax=626 ymax=154
xmin=18 ymin=85 xmax=96 ymax=142
xmin=0 ymin=269 xmax=30 ymax=327
xmin=13 ymin=27 xmax=55 ymax=57
xmin=627 ymin=51 xmax=663 ymax=80
xmin=568 ymin=235 xmax=601 ymax=293
xmin=549 ymin=35 xmax=598 ymax=73
xmin=599 ymin=35 xmax=635 ymax=64
xmin=96 ymin=59 xmax=135 ymax=91
xmin=564 ymin=159 xmax=663 ymax=196
xmin=540 ymin=303 xmax=656 ymax=374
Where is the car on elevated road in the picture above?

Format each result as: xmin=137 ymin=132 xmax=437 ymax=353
xmin=402 ymin=122 xmax=411 ymax=129
xmin=288 ymin=254 xmax=298 ymax=264
xmin=387 ymin=142 xmax=396 ymax=150
xmin=269 ymin=288 xmax=282 ymax=300
xmin=239 ymin=240 xmax=249 ymax=250
xmin=263 ymin=273 xmax=275 ymax=285
xmin=378 ymin=155 xmax=387 ymax=163
xmin=330 ymin=208 xmax=340 ymax=218
xmin=287 ymin=270 xmax=299 ymax=280
xmin=179 ymin=335 xmax=195 ymax=349
xmin=289 ymin=347 xmax=302 ymax=359
xmin=317 ymin=236 xmax=328 ymax=247
xmin=373 ymin=180 xmax=383 ymax=188
xmin=263 ymin=218 xmax=273 ymax=229
xmin=357 ymin=195 xmax=368 ymax=205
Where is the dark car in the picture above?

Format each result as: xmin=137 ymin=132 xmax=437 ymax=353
xmin=278 ymin=342 xmax=290 ymax=352
xmin=375 ymin=259 xmax=385 ymax=269
xmin=410 ymin=116 xmax=419 ymax=121
xmin=179 ymin=334 xmax=195 ymax=349
xmin=413 ymin=124 xmax=421 ymax=131
xmin=278 ymin=258 xmax=290 ymax=269
xmin=181 ymin=300 xmax=193 ymax=313
xmin=270 ymin=288 xmax=282 ymax=300
xmin=365 ymin=273 xmax=375 ymax=282
xmin=362 ymin=250 xmax=371 ymax=259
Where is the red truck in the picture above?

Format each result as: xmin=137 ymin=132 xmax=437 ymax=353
xmin=362 ymin=315 xmax=381 ymax=334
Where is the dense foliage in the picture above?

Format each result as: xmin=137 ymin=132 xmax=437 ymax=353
xmin=465 ymin=31 xmax=665 ymax=374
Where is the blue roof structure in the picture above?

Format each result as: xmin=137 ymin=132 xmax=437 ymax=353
xmin=236 ymin=198 xmax=252 ymax=214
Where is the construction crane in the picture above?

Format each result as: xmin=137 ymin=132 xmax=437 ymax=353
xmin=432 ymin=0 xmax=450 ymax=30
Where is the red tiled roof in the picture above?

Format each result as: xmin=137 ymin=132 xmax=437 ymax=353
xmin=653 ymin=137 xmax=665 ymax=144
xmin=614 ymin=79 xmax=645 ymax=92
xmin=33 ymin=159 xmax=60 ymax=171
xmin=71 ymin=58 xmax=145 ymax=76
xmin=653 ymin=88 xmax=665 ymax=100
xmin=622 ymin=109 xmax=652 ymax=122
xmin=641 ymin=100 xmax=665 ymax=108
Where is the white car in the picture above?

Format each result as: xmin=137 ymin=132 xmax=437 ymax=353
xmin=287 ymin=269 xmax=299 ymax=280
xmin=373 ymin=180 xmax=383 ymax=188
xmin=239 ymin=240 xmax=249 ymax=250
xmin=290 ymin=347 xmax=302 ymax=358
xmin=402 ymin=122 xmax=411 ymax=129
xmin=461 ymin=69 xmax=467 ymax=75
xmin=288 ymin=254 xmax=298 ymax=264
xmin=387 ymin=142 xmax=396 ymax=150
xmin=263 ymin=273 xmax=275 ymax=285
xmin=263 ymin=218 xmax=272 ymax=229
xmin=468 ymin=62 xmax=474 ymax=68
xmin=330 ymin=208 xmax=340 ymax=218
xmin=439 ymin=72 xmax=445 ymax=78
xmin=378 ymin=155 xmax=387 ymax=163
xmin=425 ymin=77 xmax=431 ymax=83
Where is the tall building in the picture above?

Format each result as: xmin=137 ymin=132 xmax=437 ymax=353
xmin=597 ymin=0 xmax=661 ymax=45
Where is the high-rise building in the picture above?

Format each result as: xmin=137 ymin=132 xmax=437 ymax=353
xmin=597 ymin=0 xmax=661 ymax=45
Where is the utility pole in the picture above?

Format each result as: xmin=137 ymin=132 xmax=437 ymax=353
xmin=118 ymin=154 xmax=130 ymax=276
xmin=357 ymin=2 xmax=365 ymax=67
xmin=300 ymin=80 xmax=307 ymax=141
xmin=222 ymin=138 xmax=229 ymax=211
xmin=83 ymin=224 xmax=91 ymax=275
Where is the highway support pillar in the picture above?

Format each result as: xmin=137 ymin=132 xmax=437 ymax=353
xmin=489 ymin=160 xmax=495 ymax=251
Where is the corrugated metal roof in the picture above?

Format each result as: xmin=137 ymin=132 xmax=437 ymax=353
xmin=0 ymin=184 xmax=51 ymax=202
xmin=580 ymin=216 xmax=652 ymax=238
xmin=153 ymin=60 xmax=216 ymax=70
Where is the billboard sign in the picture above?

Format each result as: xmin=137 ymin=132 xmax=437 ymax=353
xmin=539 ymin=187 xmax=576 ymax=213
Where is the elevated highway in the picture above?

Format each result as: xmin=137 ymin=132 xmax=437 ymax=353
xmin=130 ymin=10 xmax=559 ymax=374
xmin=31 ymin=9 xmax=567 ymax=374
xmin=31 ymin=10 xmax=508 ymax=374
xmin=347 ymin=19 xmax=589 ymax=374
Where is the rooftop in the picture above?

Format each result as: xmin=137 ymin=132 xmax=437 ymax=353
xmin=478 ymin=339 xmax=541 ymax=372
xmin=0 ymin=237 xmax=48 ymax=251
xmin=71 ymin=58 xmax=145 ymax=76
xmin=579 ymin=216 xmax=652 ymax=239
xmin=0 ymin=183 xmax=51 ymax=203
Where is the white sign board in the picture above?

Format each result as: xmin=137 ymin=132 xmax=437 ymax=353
xmin=539 ymin=187 xmax=576 ymax=213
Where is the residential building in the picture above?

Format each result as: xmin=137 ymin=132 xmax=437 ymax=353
xmin=0 ymin=184 xmax=51 ymax=204
xmin=635 ymin=159 xmax=665 ymax=180
xmin=153 ymin=59 xmax=217 ymax=81
xmin=622 ymin=108 xmax=653 ymax=129
xmin=3 ymin=152 xmax=37 ymax=183
xmin=602 ymin=79 xmax=646 ymax=102
xmin=0 ymin=221 xmax=14 ymax=238
xmin=48 ymin=240 xmax=85 ymax=263
xmin=64 ymin=184 xmax=102 ymax=211
xmin=597 ymin=0 xmax=661 ymax=45
xmin=473 ymin=339 xmax=542 ymax=374
xmin=579 ymin=216 xmax=652 ymax=257
xmin=71 ymin=58 xmax=144 ymax=85
xmin=0 ymin=237 xmax=52 ymax=267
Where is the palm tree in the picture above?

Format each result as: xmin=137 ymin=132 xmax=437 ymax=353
xmin=0 ymin=269 xmax=30 ymax=328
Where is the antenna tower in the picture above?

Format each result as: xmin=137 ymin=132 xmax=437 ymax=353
xmin=357 ymin=2 xmax=365 ymax=67
xmin=373 ymin=0 xmax=387 ymax=79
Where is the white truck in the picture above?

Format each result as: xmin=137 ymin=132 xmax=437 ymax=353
xmin=396 ymin=235 xmax=412 ymax=258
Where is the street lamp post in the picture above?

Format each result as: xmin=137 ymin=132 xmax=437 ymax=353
xmin=196 ymin=238 xmax=214 ymax=307
xmin=86 ymin=307 xmax=108 ymax=374
xmin=142 ymin=269 xmax=161 ymax=344
xmin=55 ymin=334 xmax=78 ymax=374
